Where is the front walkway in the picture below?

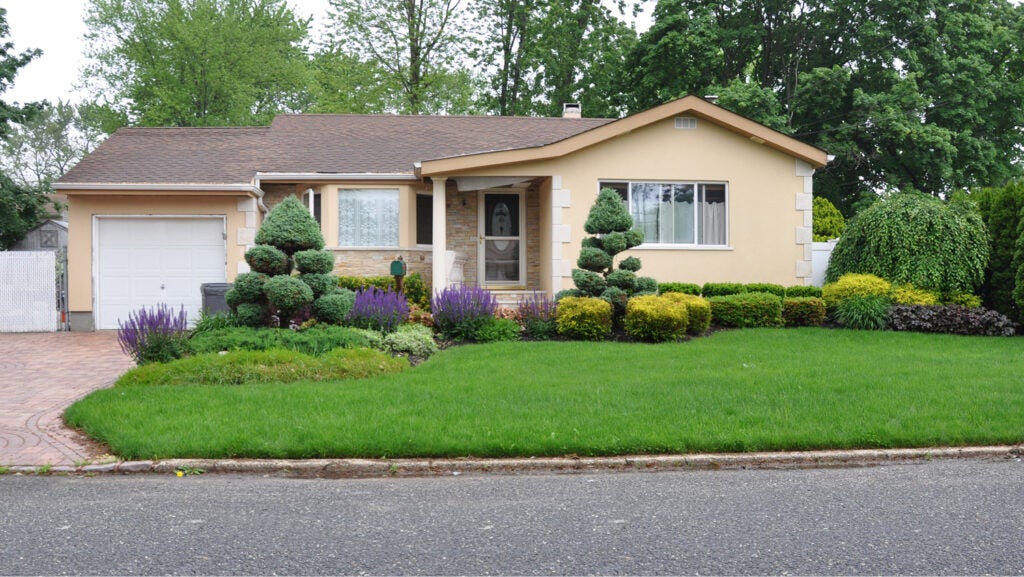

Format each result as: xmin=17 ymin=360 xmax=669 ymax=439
xmin=0 ymin=332 xmax=134 ymax=467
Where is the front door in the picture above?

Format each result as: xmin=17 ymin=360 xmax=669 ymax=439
xmin=479 ymin=191 xmax=525 ymax=287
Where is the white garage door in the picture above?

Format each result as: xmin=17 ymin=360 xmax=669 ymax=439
xmin=96 ymin=217 xmax=226 ymax=330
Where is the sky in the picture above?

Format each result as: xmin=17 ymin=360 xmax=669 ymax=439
xmin=0 ymin=0 xmax=333 ymax=105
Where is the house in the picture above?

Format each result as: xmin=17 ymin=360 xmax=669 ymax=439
xmin=54 ymin=96 xmax=829 ymax=331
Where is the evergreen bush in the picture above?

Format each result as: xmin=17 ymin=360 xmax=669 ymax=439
xmin=555 ymin=296 xmax=613 ymax=341
xmin=973 ymin=182 xmax=1024 ymax=322
xmin=263 ymin=275 xmax=314 ymax=318
xmin=785 ymin=285 xmax=823 ymax=298
xmin=660 ymin=292 xmax=711 ymax=335
xmin=624 ymin=295 xmax=688 ymax=342
xmin=744 ymin=283 xmax=786 ymax=298
xmin=813 ymin=196 xmax=846 ymax=241
xmin=293 ymin=249 xmax=335 ymax=274
xmin=658 ymin=282 xmax=702 ymax=295
xmin=709 ymin=292 xmax=784 ymax=328
xmin=782 ymin=297 xmax=827 ymax=327
xmin=254 ymin=196 xmax=325 ymax=255
xmin=312 ymin=290 xmax=356 ymax=325
xmin=701 ymin=282 xmax=745 ymax=297
xmin=245 ymin=245 xmax=291 ymax=276
xmin=822 ymin=273 xmax=892 ymax=312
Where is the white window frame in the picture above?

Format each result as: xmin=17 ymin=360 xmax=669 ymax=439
xmin=599 ymin=180 xmax=730 ymax=249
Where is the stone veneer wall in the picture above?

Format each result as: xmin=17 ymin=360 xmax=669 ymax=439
xmin=331 ymin=248 xmax=434 ymax=283
xmin=795 ymin=159 xmax=815 ymax=286
xmin=262 ymin=184 xmax=298 ymax=211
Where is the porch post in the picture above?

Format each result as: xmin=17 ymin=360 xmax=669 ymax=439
xmin=431 ymin=176 xmax=448 ymax=293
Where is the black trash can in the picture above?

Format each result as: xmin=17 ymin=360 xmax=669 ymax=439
xmin=201 ymin=283 xmax=233 ymax=315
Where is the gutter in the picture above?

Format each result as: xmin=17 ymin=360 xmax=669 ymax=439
xmin=254 ymin=172 xmax=421 ymax=182
xmin=55 ymin=182 xmax=270 ymax=214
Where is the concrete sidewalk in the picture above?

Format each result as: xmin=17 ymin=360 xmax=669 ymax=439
xmin=0 ymin=331 xmax=134 ymax=467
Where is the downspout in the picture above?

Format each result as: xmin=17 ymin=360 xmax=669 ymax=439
xmin=252 ymin=177 xmax=268 ymax=213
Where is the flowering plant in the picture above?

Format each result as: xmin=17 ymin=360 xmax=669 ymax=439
xmin=117 ymin=304 xmax=191 ymax=365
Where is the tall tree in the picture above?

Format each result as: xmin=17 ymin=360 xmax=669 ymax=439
xmin=324 ymin=0 xmax=478 ymax=114
xmin=473 ymin=0 xmax=538 ymax=116
xmin=623 ymin=0 xmax=1024 ymax=216
xmin=0 ymin=7 xmax=48 ymax=249
xmin=82 ymin=0 xmax=313 ymax=128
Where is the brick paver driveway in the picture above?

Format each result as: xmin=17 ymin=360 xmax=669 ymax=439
xmin=0 ymin=332 xmax=134 ymax=467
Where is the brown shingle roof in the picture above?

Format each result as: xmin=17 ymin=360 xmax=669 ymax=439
xmin=57 ymin=115 xmax=614 ymax=186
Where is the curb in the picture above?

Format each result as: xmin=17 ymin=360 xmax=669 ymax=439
xmin=5 ymin=445 xmax=1022 ymax=478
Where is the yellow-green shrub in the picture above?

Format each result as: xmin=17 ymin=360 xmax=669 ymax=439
xmin=624 ymin=295 xmax=688 ymax=342
xmin=891 ymin=284 xmax=940 ymax=305
xmin=555 ymin=296 xmax=612 ymax=341
xmin=822 ymin=273 xmax=892 ymax=311
xmin=661 ymin=292 xmax=711 ymax=335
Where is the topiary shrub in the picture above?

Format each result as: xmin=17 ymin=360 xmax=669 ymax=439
xmin=263 ymin=275 xmax=314 ymax=319
xmin=312 ymin=289 xmax=356 ymax=324
xmin=624 ymin=295 xmax=688 ymax=342
xmin=891 ymin=284 xmax=940 ymax=306
xmin=833 ymin=294 xmax=892 ymax=330
xmin=245 ymin=245 xmax=291 ymax=276
xmin=822 ymin=273 xmax=892 ymax=312
xmin=555 ymin=296 xmax=613 ymax=341
xmin=701 ymin=282 xmax=746 ymax=297
xmin=785 ymin=285 xmax=823 ymax=298
xmin=229 ymin=272 xmax=269 ymax=305
xmin=299 ymin=273 xmax=337 ymax=298
xmin=813 ymin=196 xmax=846 ymax=241
xmin=293 ymin=249 xmax=335 ymax=274
xmin=709 ymin=292 xmax=784 ymax=328
xmin=744 ymin=283 xmax=786 ymax=298
xmin=782 ymin=297 xmax=827 ymax=327
xmin=825 ymin=192 xmax=989 ymax=294
xmin=255 ymin=196 xmax=325 ymax=255
xmin=659 ymin=282 xmax=702 ymax=295
xmin=661 ymin=292 xmax=711 ymax=335
xmin=234 ymin=302 xmax=266 ymax=328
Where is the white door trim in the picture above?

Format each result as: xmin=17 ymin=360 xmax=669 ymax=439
xmin=477 ymin=190 xmax=526 ymax=288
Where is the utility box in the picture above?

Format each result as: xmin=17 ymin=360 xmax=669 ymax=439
xmin=201 ymin=283 xmax=233 ymax=315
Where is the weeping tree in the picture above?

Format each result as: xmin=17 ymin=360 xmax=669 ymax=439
xmin=568 ymin=188 xmax=658 ymax=318
xmin=226 ymin=196 xmax=341 ymax=327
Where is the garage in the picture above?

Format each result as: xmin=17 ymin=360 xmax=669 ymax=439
xmin=95 ymin=216 xmax=227 ymax=330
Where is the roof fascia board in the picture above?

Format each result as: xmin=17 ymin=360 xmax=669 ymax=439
xmin=55 ymin=183 xmax=262 ymax=193
xmin=420 ymin=95 xmax=828 ymax=174
xmin=255 ymin=172 xmax=421 ymax=182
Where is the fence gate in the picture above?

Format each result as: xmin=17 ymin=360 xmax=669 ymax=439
xmin=0 ymin=250 xmax=67 ymax=332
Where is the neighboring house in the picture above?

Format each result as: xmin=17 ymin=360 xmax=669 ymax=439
xmin=54 ymin=96 xmax=829 ymax=331
xmin=8 ymin=219 xmax=68 ymax=252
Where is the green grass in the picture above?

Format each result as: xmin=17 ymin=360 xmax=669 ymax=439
xmin=64 ymin=328 xmax=1024 ymax=460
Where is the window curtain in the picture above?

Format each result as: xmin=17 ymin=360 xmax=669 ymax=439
xmin=338 ymin=189 xmax=399 ymax=247
xmin=700 ymin=201 xmax=727 ymax=245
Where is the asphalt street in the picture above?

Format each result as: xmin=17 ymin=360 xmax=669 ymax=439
xmin=1 ymin=458 xmax=1022 ymax=575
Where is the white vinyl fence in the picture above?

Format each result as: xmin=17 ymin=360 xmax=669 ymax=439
xmin=811 ymin=240 xmax=839 ymax=287
xmin=0 ymin=251 xmax=60 ymax=332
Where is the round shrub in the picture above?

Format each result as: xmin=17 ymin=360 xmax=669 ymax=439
xmin=299 ymin=273 xmax=338 ymax=298
xmin=555 ymin=296 xmax=613 ymax=341
xmin=255 ymin=195 xmax=325 ymax=255
xmin=382 ymin=323 xmax=439 ymax=358
xmin=635 ymin=276 xmax=658 ymax=294
xmin=572 ymin=268 xmax=607 ymax=295
xmin=709 ymin=292 xmax=784 ymax=328
xmin=782 ymin=297 xmax=827 ymax=327
xmin=825 ymin=192 xmax=989 ymax=294
xmin=577 ymin=246 xmax=613 ymax=271
xmin=245 ymin=245 xmax=291 ymax=276
xmin=624 ymin=229 xmax=645 ymax=248
xmin=554 ymin=288 xmax=585 ymax=301
xmin=601 ymin=231 xmax=628 ymax=255
xmin=618 ymin=256 xmax=643 ymax=272
xmin=891 ymin=284 xmax=939 ymax=306
xmin=312 ymin=289 xmax=356 ymax=324
xmin=293 ymin=249 xmax=335 ymax=274
xmin=813 ymin=196 xmax=846 ymax=241
xmin=230 ymin=272 xmax=269 ymax=303
xmin=606 ymin=269 xmax=637 ymax=290
xmin=833 ymin=294 xmax=892 ymax=330
xmin=225 ymin=287 xmax=244 ymax=310
xmin=624 ymin=295 xmax=688 ymax=342
xmin=661 ymin=292 xmax=711 ymax=335
xmin=822 ymin=273 xmax=891 ymax=311
xmin=263 ymin=275 xmax=314 ymax=315
xmin=234 ymin=302 xmax=266 ymax=327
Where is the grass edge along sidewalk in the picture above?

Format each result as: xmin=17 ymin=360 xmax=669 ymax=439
xmin=65 ymin=328 xmax=1024 ymax=461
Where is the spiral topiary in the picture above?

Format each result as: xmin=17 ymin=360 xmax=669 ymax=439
xmin=254 ymin=196 xmax=325 ymax=256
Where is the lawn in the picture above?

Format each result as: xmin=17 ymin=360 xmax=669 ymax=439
xmin=64 ymin=328 xmax=1024 ymax=460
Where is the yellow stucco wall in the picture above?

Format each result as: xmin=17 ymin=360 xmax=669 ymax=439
xmin=66 ymin=193 xmax=254 ymax=314
xmin=438 ymin=116 xmax=813 ymax=288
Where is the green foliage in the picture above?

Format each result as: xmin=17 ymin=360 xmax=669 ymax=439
xmin=743 ymin=283 xmax=786 ymax=298
xmin=312 ymin=289 xmax=356 ymax=324
xmin=891 ymin=285 xmax=940 ymax=306
xmin=941 ymin=292 xmax=983 ymax=309
xmin=263 ymin=275 xmax=314 ymax=317
xmin=584 ymin=188 xmax=635 ymax=235
xmin=661 ymin=293 xmax=711 ymax=335
xmin=624 ymin=295 xmax=688 ymax=343
xmin=888 ymin=304 xmax=1017 ymax=336
xmin=134 ymin=333 xmax=193 ymax=365
xmin=601 ymin=231 xmax=628 ymax=255
xmin=572 ymin=268 xmax=608 ymax=295
xmin=245 ymin=245 xmax=291 ymax=276
xmin=785 ymin=285 xmax=823 ymax=298
xmin=337 ymin=275 xmax=393 ymax=292
xmin=833 ymin=295 xmax=892 ymax=331
xmin=474 ymin=318 xmax=522 ymax=343
xmin=298 ymin=273 xmax=337 ymax=298
xmin=701 ymin=282 xmax=745 ymax=297
xmin=813 ymin=197 xmax=846 ymax=241
xmin=973 ymin=182 xmax=1024 ymax=322
xmin=634 ymin=277 xmax=658 ymax=295
xmin=825 ymin=193 xmax=989 ymax=294
xmin=229 ymin=272 xmax=269 ymax=304
xmin=381 ymin=323 xmax=439 ymax=359
xmin=190 ymin=325 xmax=375 ymax=356
xmin=618 ymin=256 xmax=642 ymax=272
xmin=555 ymin=296 xmax=613 ymax=341
xmin=709 ymin=292 xmax=784 ymax=328
xmin=82 ymin=0 xmax=312 ymax=128
xmin=606 ymin=269 xmax=637 ymax=291
xmin=0 ymin=175 xmax=47 ymax=249
xmin=191 ymin=310 xmax=238 ymax=334
xmin=822 ymin=273 xmax=892 ymax=312
xmin=577 ymin=246 xmax=613 ymax=271
xmin=255 ymin=196 xmax=325 ymax=255
xmin=402 ymin=272 xmax=430 ymax=310
xmin=782 ymin=297 xmax=827 ymax=327
xmin=234 ymin=302 xmax=266 ymax=328
xmin=293 ymin=249 xmax=335 ymax=274
xmin=659 ymin=282 xmax=702 ymax=295
xmin=116 ymin=348 xmax=405 ymax=386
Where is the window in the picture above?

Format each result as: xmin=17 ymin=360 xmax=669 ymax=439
xmin=602 ymin=181 xmax=727 ymax=246
xmin=338 ymin=188 xmax=399 ymax=247
xmin=416 ymin=194 xmax=433 ymax=245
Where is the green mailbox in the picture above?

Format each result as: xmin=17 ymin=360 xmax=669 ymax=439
xmin=390 ymin=256 xmax=407 ymax=277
